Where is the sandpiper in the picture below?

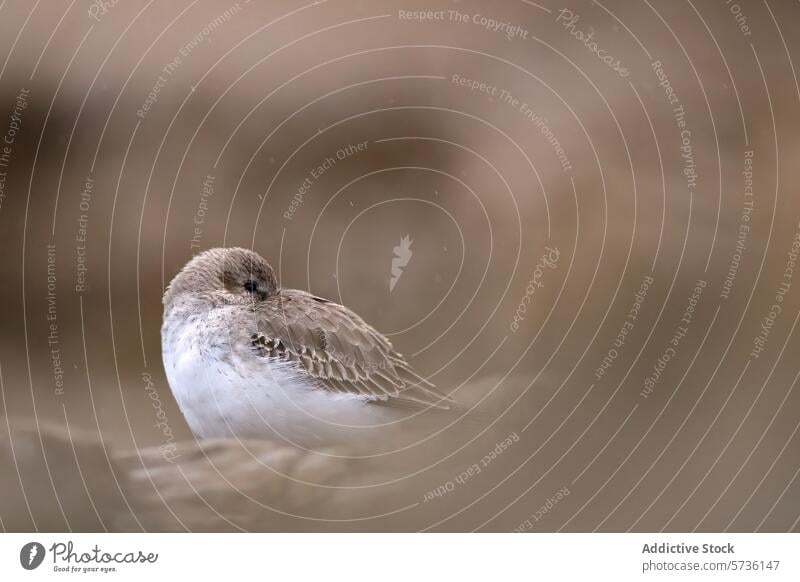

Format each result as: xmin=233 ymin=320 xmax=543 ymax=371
xmin=161 ymin=247 xmax=452 ymax=446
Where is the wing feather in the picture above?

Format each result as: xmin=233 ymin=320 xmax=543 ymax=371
xmin=249 ymin=289 xmax=452 ymax=410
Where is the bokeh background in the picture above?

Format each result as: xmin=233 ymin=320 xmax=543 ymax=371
xmin=1 ymin=0 xmax=799 ymax=531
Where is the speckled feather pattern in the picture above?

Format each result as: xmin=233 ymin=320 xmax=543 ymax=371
xmin=248 ymin=289 xmax=449 ymax=409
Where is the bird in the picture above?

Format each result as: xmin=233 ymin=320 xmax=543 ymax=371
xmin=161 ymin=247 xmax=454 ymax=447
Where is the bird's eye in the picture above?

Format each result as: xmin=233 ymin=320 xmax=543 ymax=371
xmin=243 ymin=280 xmax=258 ymax=294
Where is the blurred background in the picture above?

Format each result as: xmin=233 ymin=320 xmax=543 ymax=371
xmin=0 ymin=0 xmax=799 ymax=531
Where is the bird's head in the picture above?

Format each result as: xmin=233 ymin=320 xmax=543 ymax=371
xmin=163 ymin=247 xmax=279 ymax=311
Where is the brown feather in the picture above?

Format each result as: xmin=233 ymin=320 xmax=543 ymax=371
xmin=251 ymin=289 xmax=452 ymax=410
